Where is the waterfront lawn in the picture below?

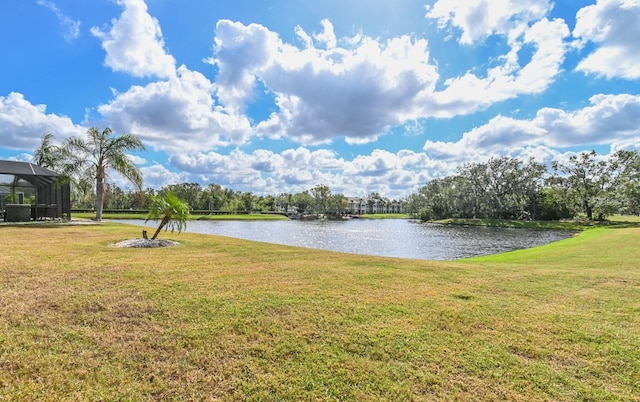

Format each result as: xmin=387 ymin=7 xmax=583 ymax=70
xmin=0 ymin=223 xmax=638 ymax=400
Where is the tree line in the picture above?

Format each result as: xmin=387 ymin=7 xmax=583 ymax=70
xmin=32 ymin=127 xmax=640 ymax=222
xmin=93 ymin=182 xmax=402 ymax=219
xmin=405 ymin=151 xmax=640 ymax=221
xmin=31 ymin=128 xmax=404 ymax=219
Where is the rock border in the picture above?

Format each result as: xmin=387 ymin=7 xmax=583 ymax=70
xmin=111 ymin=238 xmax=180 ymax=248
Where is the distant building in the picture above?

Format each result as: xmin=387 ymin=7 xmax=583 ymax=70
xmin=346 ymin=196 xmax=405 ymax=215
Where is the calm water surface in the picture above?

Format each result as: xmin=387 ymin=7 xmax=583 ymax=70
xmin=115 ymin=218 xmax=572 ymax=260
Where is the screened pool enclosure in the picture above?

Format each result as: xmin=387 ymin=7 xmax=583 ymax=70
xmin=0 ymin=160 xmax=71 ymax=222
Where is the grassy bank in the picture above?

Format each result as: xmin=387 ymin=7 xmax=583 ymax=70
xmin=72 ymin=212 xmax=289 ymax=221
xmin=0 ymin=223 xmax=638 ymax=400
xmin=357 ymin=213 xmax=410 ymax=219
xmin=431 ymin=217 xmax=640 ymax=231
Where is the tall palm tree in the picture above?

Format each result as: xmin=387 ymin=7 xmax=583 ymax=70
xmin=145 ymin=191 xmax=190 ymax=240
xmin=64 ymin=127 xmax=145 ymax=221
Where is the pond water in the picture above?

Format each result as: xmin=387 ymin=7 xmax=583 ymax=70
xmin=114 ymin=218 xmax=572 ymax=260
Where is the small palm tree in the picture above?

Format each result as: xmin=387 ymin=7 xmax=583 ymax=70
xmin=145 ymin=191 xmax=190 ymax=240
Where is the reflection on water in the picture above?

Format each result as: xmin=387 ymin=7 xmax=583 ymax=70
xmin=114 ymin=219 xmax=571 ymax=260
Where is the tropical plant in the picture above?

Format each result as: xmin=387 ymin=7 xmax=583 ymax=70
xmin=64 ymin=127 xmax=145 ymax=221
xmin=33 ymin=133 xmax=64 ymax=170
xmin=145 ymin=191 xmax=190 ymax=240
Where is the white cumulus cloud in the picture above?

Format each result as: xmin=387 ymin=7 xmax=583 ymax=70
xmin=425 ymin=4 xmax=569 ymax=116
xmin=91 ymin=0 xmax=176 ymax=78
xmin=426 ymin=0 xmax=552 ymax=44
xmin=573 ymin=0 xmax=640 ymax=80
xmin=211 ymin=19 xmax=439 ymax=145
xmin=0 ymin=92 xmax=85 ymax=151
xmin=98 ymin=66 xmax=252 ymax=151
xmin=140 ymin=163 xmax=191 ymax=189
xmin=424 ymin=93 xmax=640 ymax=160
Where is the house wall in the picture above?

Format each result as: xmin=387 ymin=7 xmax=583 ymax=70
xmin=346 ymin=197 xmax=405 ymax=214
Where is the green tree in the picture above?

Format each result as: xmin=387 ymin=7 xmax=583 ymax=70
xmin=64 ymin=127 xmax=145 ymax=221
xmin=459 ymin=157 xmax=546 ymax=219
xmin=417 ymin=176 xmax=460 ymax=220
xmin=309 ymin=184 xmax=331 ymax=216
xmin=404 ymin=193 xmax=424 ymax=218
xmin=240 ymin=192 xmax=255 ymax=212
xmin=257 ymin=195 xmax=276 ymax=211
xmin=197 ymin=184 xmax=224 ymax=210
xmin=535 ymin=187 xmax=574 ymax=220
xmin=292 ymin=191 xmax=313 ymax=214
xmin=145 ymin=191 xmax=190 ymax=240
xmin=327 ymin=194 xmax=347 ymax=217
xmin=551 ymin=150 xmax=628 ymax=220
xmin=555 ymin=151 xmax=605 ymax=219
xmin=596 ymin=150 xmax=640 ymax=219
xmin=33 ymin=133 xmax=64 ymax=170
xmin=104 ymin=184 xmax=132 ymax=210
xmin=161 ymin=182 xmax=201 ymax=210
xmin=275 ymin=193 xmax=293 ymax=213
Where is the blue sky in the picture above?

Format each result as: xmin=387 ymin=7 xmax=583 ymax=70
xmin=1 ymin=0 xmax=639 ymax=198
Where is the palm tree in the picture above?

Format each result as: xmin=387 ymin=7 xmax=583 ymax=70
xmin=33 ymin=133 xmax=63 ymax=169
xmin=64 ymin=127 xmax=145 ymax=221
xmin=145 ymin=191 xmax=190 ymax=240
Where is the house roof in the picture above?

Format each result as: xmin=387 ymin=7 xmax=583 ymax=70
xmin=0 ymin=160 xmax=60 ymax=187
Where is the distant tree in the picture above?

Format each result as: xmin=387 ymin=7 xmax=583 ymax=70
xmin=257 ymin=194 xmax=276 ymax=211
xmin=327 ymin=194 xmax=347 ymax=217
xmin=64 ymin=127 xmax=145 ymax=221
xmin=551 ymin=151 xmax=606 ymax=220
xmin=366 ymin=192 xmax=383 ymax=214
xmin=138 ymin=188 xmax=156 ymax=210
xmin=535 ymin=187 xmax=574 ymax=220
xmin=104 ymin=184 xmax=131 ymax=209
xmin=275 ymin=193 xmax=293 ymax=213
xmin=72 ymin=177 xmax=94 ymax=209
xmin=240 ymin=192 xmax=255 ymax=212
xmin=550 ymin=150 xmax=640 ymax=220
xmin=615 ymin=152 xmax=640 ymax=215
xmin=292 ymin=191 xmax=314 ymax=214
xmin=597 ymin=150 xmax=640 ymax=219
xmin=309 ymin=184 xmax=331 ymax=216
xmin=458 ymin=157 xmax=546 ymax=219
xmin=145 ymin=191 xmax=190 ymax=240
xmin=161 ymin=182 xmax=201 ymax=210
xmin=413 ymin=157 xmax=549 ymax=221
xmin=405 ymin=193 xmax=428 ymax=218
xmin=417 ymin=176 xmax=461 ymax=220
xmin=197 ymin=184 xmax=224 ymax=210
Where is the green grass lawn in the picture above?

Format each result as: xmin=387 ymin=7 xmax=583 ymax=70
xmin=0 ymin=222 xmax=638 ymax=400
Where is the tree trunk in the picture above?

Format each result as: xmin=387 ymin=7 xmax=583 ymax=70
xmin=585 ymin=202 xmax=593 ymax=220
xmin=95 ymin=176 xmax=104 ymax=221
xmin=151 ymin=217 xmax=169 ymax=240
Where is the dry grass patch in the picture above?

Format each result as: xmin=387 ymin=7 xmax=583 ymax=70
xmin=0 ymin=223 xmax=639 ymax=400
